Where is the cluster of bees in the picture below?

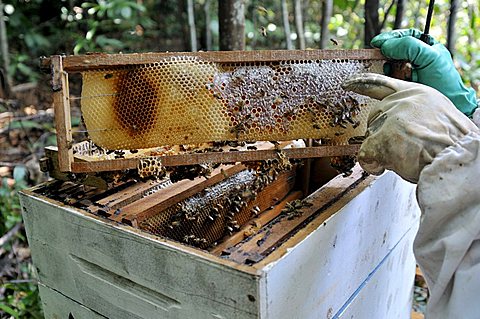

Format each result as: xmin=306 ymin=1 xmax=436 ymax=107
xmin=207 ymin=60 xmax=368 ymax=141
xmin=156 ymin=150 xmax=297 ymax=248
xmin=168 ymin=163 xmax=215 ymax=183
xmin=330 ymin=155 xmax=357 ymax=177
xmin=281 ymin=199 xmax=314 ymax=220
xmin=308 ymin=94 xmax=361 ymax=130
xmin=157 ymin=170 xmax=255 ymax=248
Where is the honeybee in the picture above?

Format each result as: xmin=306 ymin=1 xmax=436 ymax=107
xmin=221 ymin=168 xmax=228 ymax=178
xmin=274 ymin=96 xmax=283 ymax=105
xmin=257 ymin=5 xmax=268 ymax=14
xmin=260 ymin=26 xmax=268 ymax=37
xmin=330 ymin=38 xmax=339 ymax=46
xmin=230 ymin=122 xmax=246 ymax=139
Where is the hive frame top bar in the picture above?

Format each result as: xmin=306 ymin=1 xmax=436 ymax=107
xmin=41 ymin=48 xmax=385 ymax=72
xmin=45 ymin=49 xmax=397 ymax=173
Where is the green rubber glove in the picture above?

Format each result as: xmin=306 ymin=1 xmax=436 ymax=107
xmin=371 ymin=28 xmax=478 ymax=116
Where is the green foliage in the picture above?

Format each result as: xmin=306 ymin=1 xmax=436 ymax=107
xmin=0 ymin=167 xmax=26 ymax=233
xmin=2 ymin=0 xmax=477 ymax=87
xmin=70 ymin=0 xmax=154 ymax=54
xmin=0 ymin=166 xmax=43 ymax=318
xmin=3 ymin=0 xmax=155 ymax=83
xmin=0 ymin=280 xmax=42 ymax=319
xmin=9 ymin=54 xmax=38 ymax=83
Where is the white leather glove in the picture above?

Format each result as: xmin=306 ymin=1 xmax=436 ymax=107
xmin=343 ymin=73 xmax=479 ymax=183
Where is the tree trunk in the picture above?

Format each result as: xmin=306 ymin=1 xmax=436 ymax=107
xmin=281 ymin=0 xmax=293 ymax=49
xmin=364 ymin=0 xmax=380 ymax=47
xmin=319 ymin=0 xmax=333 ymax=49
xmin=393 ymin=0 xmax=404 ymax=29
xmin=446 ymin=0 xmax=459 ymax=55
xmin=250 ymin=0 xmax=258 ymax=49
xmin=204 ymin=0 xmax=212 ymax=50
xmin=294 ymin=0 xmax=305 ymax=49
xmin=0 ymin=0 xmax=11 ymax=91
xmin=187 ymin=0 xmax=197 ymax=51
xmin=303 ymin=0 xmax=310 ymax=24
xmin=219 ymin=0 xmax=245 ymax=51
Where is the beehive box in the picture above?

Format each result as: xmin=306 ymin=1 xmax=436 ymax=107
xmin=19 ymin=164 xmax=420 ymax=319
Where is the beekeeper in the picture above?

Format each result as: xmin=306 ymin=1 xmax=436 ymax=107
xmin=343 ymin=29 xmax=479 ymax=318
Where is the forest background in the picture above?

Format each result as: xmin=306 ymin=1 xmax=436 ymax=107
xmin=0 ymin=0 xmax=478 ymax=317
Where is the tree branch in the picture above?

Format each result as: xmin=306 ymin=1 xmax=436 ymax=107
xmin=0 ymin=223 xmax=23 ymax=247
xmin=379 ymin=0 xmax=397 ymax=31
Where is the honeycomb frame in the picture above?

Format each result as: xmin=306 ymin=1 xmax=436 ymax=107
xmin=44 ymin=49 xmax=402 ymax=173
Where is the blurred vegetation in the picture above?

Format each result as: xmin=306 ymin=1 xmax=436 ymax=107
xmin=1 ymin=165 xmax=42 ymax=318
xmin=0 ymin=0 xmax=478 ymax=316
xmin=0 ymin=0 xmax=478 ymax=87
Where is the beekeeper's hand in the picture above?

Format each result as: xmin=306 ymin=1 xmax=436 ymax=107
xmin=343 ymin=73 xmax=479 ymax=183
xmin=371 ymin=29 xmax=477 ymax=116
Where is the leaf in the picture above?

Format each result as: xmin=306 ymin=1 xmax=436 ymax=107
xmin=86 ymin=30 xmax=95 ymax=41
xmin=46 ymin=135 xmax=58 ymax=146
xmin=71 ymin=116 xmax=81 ymax=127
xmin=24 ymin=33 xmax=35 ymax=50
xmin=0 ymin=303 xmax=20 ymax=318
xmin=121 ymin=6 xmax=132 ymax=19
xmin=95 ymin=35 xmax=125 ymax=50
xmin=16 ymin=63 xmax=33 ymax=76
xmin=130 ymin=3 xmax=146 ymax=12
xmin=73 ymin=42 xmax=84 ymax=55
xmin=81 ymin=2 xmax=96 ymax=9
xmin=8 ymin=120 xmax=42 ymax=130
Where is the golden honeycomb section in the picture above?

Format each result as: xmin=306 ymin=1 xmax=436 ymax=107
xmin=139 ymin=168 xmax=295 ymax=249
xmin=139 ymin=169 xmax=258 ymax=248
xmin=81 ymin=56 xmax=383 ymax=150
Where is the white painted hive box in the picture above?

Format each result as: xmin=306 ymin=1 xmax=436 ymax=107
xmin=19 ymin=167 xmax=420 ymax=319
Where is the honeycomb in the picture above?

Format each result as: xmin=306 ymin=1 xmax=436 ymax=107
xmin=140 ymin=169 xmax=257 ymax=248
xmin=137 ymin=156 xmax=166 ymax=179
xmin=81 ymin=56 xmax=383 ymax=150
xmin=139 ymin=165 xmax=295 ymax=249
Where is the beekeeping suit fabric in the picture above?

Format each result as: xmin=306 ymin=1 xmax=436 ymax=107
xmin=343 ymin=73 xmax=480 ymax=319
xmin=472 ymin=107 xmax=480 ymax=128
xmin=416 ymin=131 xmax=480 ymax=319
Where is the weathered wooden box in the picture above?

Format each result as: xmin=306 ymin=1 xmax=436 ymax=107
xmin=20 ymin=166 xmax=420 ymax=319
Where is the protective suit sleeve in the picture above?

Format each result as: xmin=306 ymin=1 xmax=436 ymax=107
xmin=472 ymin=102 xmax=480 ymax=128
xmin=416 ymin=131 xmax=480 ymax=319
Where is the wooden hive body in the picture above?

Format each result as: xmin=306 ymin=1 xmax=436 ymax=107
xmin=20 ymin=165 xmax=420 ymax=318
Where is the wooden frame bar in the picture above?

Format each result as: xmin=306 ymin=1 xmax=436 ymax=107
xmin=51 ymin=56 xmax=74 ymax=172
xmin=119 ymin=163 xmax=246 ymax=225
xmin=70 ymin=145 xmax=360 ymax=173
xmin=41 ymin=49 xmax=385 ymax=72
